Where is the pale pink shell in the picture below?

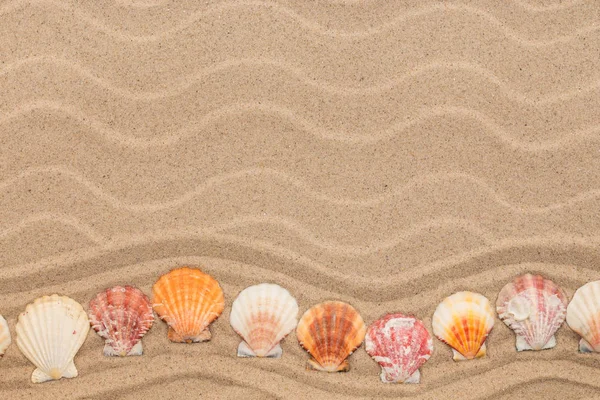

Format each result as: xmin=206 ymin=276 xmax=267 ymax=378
xmin=496 ymin=274 xmax=568 ymax=351
xmin=365 ymin=313 xmax=433 ymax=384
xmin=89 ymin=286 xmax=154 ymax=356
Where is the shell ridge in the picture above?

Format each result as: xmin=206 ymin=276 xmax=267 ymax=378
xmin=324 ymin=304 xmax=336 ymax=366
xmin=278 ymin=300 xmax=299 ymax=343
xmin=230 ymin=284 xmax=298 ymax=356
xmin=16 ymin=316 xmax=42 ymax=371
xmin=153 ymin=267 xmax=224 ymax=342
xmin=271 ymin=285 xmax=291 ymax=345
xmin=455 ymin=302 xmax=471 ymax=357
xmin=37 ymin=300 xmax=54 ymax=373
xmin=56 ymin=299 xmax=69 ymax=372
xmin=173 ymin=271 xmax=188 ymax=335
xmin=433 ymin=292 xmax=493 ymax=360
xmin=117 ymin=291 xmax=134 ymax=351
xmin=33 ymin=299 xmax=53 ymax=373
xmin=567 ymin=281 xmax=600 ymax=351
xmin=459 ymin=293 xmax=475 ymax=356
xmin=365 ymin=314 xmax=432 ymax=383
xmin=158 ymin=269 xmax=186 ymax=338
xmin=196 ymin=278 xmax=215 ymax=337
xmin=498 ymin=275 xmax=567 ymax=351
xmin=472 ymin=304 xmax=485 ymax=356
xmin=333 ymin=304 xmax=349 ymax=364
xmin=16 ymin=295 xmax=89 ymax=382
xmin=322 ymin=305 xmax=333 ymax=366
xmin=163 ymin=274 xmax=180 ymax=331
xmin=187 ymin=272 xmax=200 ymax=337
xmin=469 ymin=297 xmax=485 ymax=356
xmin=203 ymin=275 xmax=225 ymax=339
xmin=309 ymin=312 xmax=322 ymax=365
xmin=297 ymin=301 xmax=365 ymax=371
xmin=474 ymin=297 xmax=492 ymax=356
xmin=61 ymin=296 xmax=88 ymax=374
xmin=151 ymin=282 xmax=170 ymax=325
xmin=62 ymin=301 xmax=89 ymax=373
xmin=197 ymin=276 xmax=214 ymax=336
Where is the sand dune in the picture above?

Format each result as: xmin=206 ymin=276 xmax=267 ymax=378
xmin=1 ymin=0 xmax=599 ymax=398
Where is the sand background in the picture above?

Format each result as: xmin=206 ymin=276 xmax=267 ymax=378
xmin=1 ymin=0 xmax=600 ymax=398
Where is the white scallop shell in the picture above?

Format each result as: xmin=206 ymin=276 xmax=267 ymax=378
xmin=566 ymin=280 xmax=600 ymax=352
xmin=16 ymin=295 xmax=90 ymax=383
xmin=230 ymin=283 xmax=298 ymax=357
xmin=0 ymin=315 xmax=11 ymax=357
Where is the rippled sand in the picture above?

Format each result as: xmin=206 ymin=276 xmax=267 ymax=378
xmin=1 ymin=0 xmax=600 ymax=398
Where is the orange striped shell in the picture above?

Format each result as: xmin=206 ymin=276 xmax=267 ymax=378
xmin=432 ymin=291 xmax=494 ymax=360
xmin=296 ymin=301 xmax=366 ymax=372
xmin=152 ymin=267 xmax=225 ymax=343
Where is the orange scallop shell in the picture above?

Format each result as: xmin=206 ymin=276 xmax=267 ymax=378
xmin=296 ymin=301 xmax=366 ymax=372
xmin=152 ymin=267 xmax=225 ymax=343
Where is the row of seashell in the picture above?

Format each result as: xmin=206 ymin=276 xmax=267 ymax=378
xmin=1 ymin=269 xmax=600 ymax=384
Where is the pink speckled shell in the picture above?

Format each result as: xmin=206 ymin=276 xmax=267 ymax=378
xmin=496 ymin=274 xmax=568 ymax=351
xmin=365 ymin=313 xmax=433 ymax=384
xmin=89 ymin=286 xmax=154 ymax=356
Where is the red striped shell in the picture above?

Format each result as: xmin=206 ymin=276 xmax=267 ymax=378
xmin=497 ymin=274 xmax=567 ymax=351
xmin=365 ymin=314 xmax=433 ymax=383
xmin=296 ymin=301 xmax=366 ymax=372
xmin=89 ymin=286 xmax=154 ymax=357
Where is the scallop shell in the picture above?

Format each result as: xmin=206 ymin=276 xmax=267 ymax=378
xmin=16 ymin=295 xmax=90 ymax=383
xmin=296 ymin=301 xmax=366 ymax=372
xmin=152 ymin=267 xmax=225 ymax=343
xmin=0 ymin=315 xmax=11 ymax=358
xmin=432 ymin=291 xmax=494 ymax=360
xmin=89 ymin=286 xmax=154 ymax=357
xmin=496 ymin=274 xmax=567 ymax=351
xmin=566 ymin=280 xmax=600 ymax=352
xmin=230 ymin=283 xmax=298 ymax=358
xmin=365 ymin=313 xmax=433 ymax=383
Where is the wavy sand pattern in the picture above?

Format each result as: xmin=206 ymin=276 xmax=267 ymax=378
xmin=1 ymin=0 xmax=599 ymax=398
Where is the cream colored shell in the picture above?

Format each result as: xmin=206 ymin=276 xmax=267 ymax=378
xmin=566 ymin=280 xmax=600 ymax=352
xmin=230 ymin=283 xmax=298 ymax=357
xmin=16 ymin=295 xmax=90 ymax=383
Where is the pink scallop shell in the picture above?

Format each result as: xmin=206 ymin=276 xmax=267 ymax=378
xmin=496 ymin=274 xmax=568 ymax=351
xmin=365 ymin=313 xmax=433 ymax=384
xmin=89 ymin=286 xmax=154 ymax=356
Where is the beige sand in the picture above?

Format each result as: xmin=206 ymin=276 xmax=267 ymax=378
xmin=1 ymin=0 xmax=600 ymax=398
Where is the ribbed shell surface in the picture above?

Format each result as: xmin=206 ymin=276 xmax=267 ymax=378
xmin=365 ymin=314 xmax=433 ymax=383
xmin=567 ymin=280 xmax=600 ymax=352
xmin=296 ymin=301 xmax=366 ymax=372
xmin=89 ymin=286 xmax=154 ymax=356
xmin=496 ymin=274 xmax=567 ymax=350
xmin=230 ymin=283 xmax=298 ymax=357
xmin=432 ymin=291 xmax=494 ymax=360
xmin=16 ymin=295 xmax=90 ymax=382
xmin=152 ymin=267 xmax=225 ymax=342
